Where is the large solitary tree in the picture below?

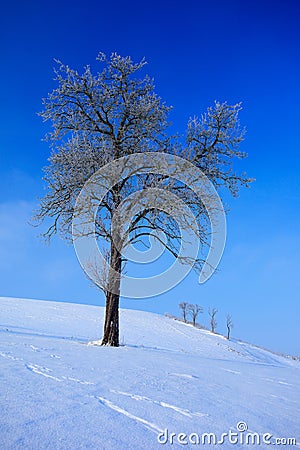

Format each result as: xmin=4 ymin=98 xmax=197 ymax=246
xmin=34 ymin=52 xmax=252 ymax=346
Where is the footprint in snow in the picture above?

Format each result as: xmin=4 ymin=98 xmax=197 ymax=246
xmin=29 ymin=345 xmax=40 ymax=352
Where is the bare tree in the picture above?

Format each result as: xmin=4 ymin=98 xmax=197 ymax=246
xmin=208 ymin=307 xmax=218 ymax=333
xmin=226 ymin=314 xmax=233 ymax=340
xmin=187 ymin=303 xmax=203 ymax=326
xmin=179 ymin=302 xmax=189 ymax=323
xmin=33 ymin=52 xmax=252 ymax=346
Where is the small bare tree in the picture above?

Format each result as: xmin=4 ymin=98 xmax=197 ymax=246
xmin=179 ymin=302 xmax=189 ymax=323
xmin=208 ymin=307 xmax=218 ymax=333
xmin=226 ymin=314 xmax=233 ymax=340
xmin=187 ymin=303 xmax=203 ymax=326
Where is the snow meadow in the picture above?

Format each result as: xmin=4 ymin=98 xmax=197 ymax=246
xmin=0 ymin=297 xmax=299 ymax=449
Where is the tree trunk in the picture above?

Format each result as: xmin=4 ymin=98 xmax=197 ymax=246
xmin=101 ymin=240 xmax=122 ymax=347
xmin=102 ymin=291 xmax=120 ymax=346
xmin=227 ymin=327 xmax=230 ymax=340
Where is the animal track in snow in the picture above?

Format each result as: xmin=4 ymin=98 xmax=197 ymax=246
xmin=0 ymin=351 xmax=22 ymax=361
xmin=26 ymin=364 xmax=94 ymax=386
xmin=170 ymin=372 xmax=199 ymax=380
xmin=221 ymin=368 xmax=241 ymax=375
xmin=28 ymin=345 xmax=60 ymax=359
xmin=61 ymin=376 xmax=94 ymax=385
xmin=95 ymin=395 xmax=163 ymax=434
xmin=278 ymin=381 xmax=292 ymax=386
xmin=110 ymin=389 xmax=208 ymax=418
xmin=26 ymin=364 xmax=63 ymax=382
xmin=263 ymin=378 xmax=292 ymax=386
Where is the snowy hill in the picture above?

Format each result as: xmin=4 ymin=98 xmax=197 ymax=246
xmin=0 ymin=297 xmax=299 ymax=449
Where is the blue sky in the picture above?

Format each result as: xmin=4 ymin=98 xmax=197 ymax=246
xmin=0 ymin=0 xmax=299 ymax=355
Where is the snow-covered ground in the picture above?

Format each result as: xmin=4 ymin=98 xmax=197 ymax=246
xmin=0 ymin=297 xmax=299 ymax=449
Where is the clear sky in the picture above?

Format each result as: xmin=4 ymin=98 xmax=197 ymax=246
xmin=0 ymin=0 xmax=299 ymax=355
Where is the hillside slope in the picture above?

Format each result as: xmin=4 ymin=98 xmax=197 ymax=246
xmin=0 ymin=297 xmax=299 ymax=449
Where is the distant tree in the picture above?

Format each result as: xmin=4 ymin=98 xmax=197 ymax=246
xmin=208 ymin=307 xmax=218 ymax=333
xmin=187 ymin=303 xmax=203 ymax=326
xmin=179 ymin=302 xmax=189 ymax=323
xmin=226 ymin=314 xmax=233 ymax=340
xmin=33 ymin=51 xmax=252 ymax=347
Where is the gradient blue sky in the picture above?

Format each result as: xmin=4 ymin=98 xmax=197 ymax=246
xmin=1 ymin=0 xmax=299 ymax=354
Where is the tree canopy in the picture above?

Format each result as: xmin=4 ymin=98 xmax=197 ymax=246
xmin=34 ymin=52 xmax=253 ymax=346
